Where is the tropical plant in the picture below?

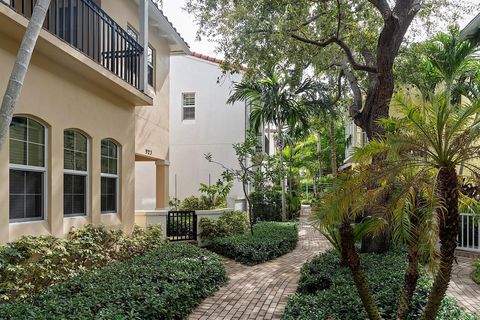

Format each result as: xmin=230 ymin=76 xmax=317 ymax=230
xmin=206 ymin=130 xmax=278 ymax=233
xmin=353 ymin=93 xmax=480 ymax=319
xmin=227 ymin=67 xmax=312 ymax=220
xmin=397 ymin=27 xmax=480 ymax=102
xmin=0 ymin=0 xmax=51 ymax=153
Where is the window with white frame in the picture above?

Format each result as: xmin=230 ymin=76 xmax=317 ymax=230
xmin=101 ymin=139 xmax=118 ymax=213
xmin=182 ymin=93 xmax=196 ymax=120
xmin=9 ymin=117 xmax=46 ymax=222
xmin=126 ymin=26 xmax=138 ymax=42
xmin=64 ymin=130 xmax=88 ymax=216
xmin=147 ymin=45 xmax=155 ymax=87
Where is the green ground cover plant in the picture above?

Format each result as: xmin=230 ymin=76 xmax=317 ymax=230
xmin=0 ymin=224 xmax=164 ymax=302
xmin=283 ymin=249 xmax=479 ymax=320
xmin=208 ymin=222 xmax=298 ymax=265
xmin=0 ymin=242 xmax=227 ymax=319
xmin=472 ymin=259 xmax=480 ymax=285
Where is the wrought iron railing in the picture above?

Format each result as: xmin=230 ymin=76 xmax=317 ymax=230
xmin=3 ymin=0 xmax=143 ymax=90
xmin=458 ymin=213 xmax=480 ymax=252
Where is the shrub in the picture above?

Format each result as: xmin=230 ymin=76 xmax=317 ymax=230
xmin=209 ymin=222 xmax=298 ymax=265
xmin=0 ymin=224 xmax=164 ymax=302
xmin=250 ymin=189 xmax=282 ymax=221
xmin=178 ymin=195 xmax=226 ymax=211
xmin=200 ymin=211 xmax=249 ymax=242
xmin=283 ymin=249 xmax=479 ymax=320
xmin=473 ymin=259 xmax=480 ymax=284
xmin=0 ymin=243 xmax=227 ymax=319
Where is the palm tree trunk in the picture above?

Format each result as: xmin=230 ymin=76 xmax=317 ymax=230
xmin=0 ymin=0 xmax=51 ymax=153
xmin=317 ymin=131 xmax=323 ymax=178
xmin=288 ymin=142 xmax=294 ymax=219
xmin=396 ymin=193 xmax=425 ymax=320
xmin=279 ymin=133 xmax=287 ymax=221
xmin=339 ymin=221 xmax=382 ymax=320
xmin=422 ymin=167 xmax=459 ymax=320
xmin=396 ymin=242 xmax=420 ymax=320
xmin=329 ymin=119 xmax=337 ymax=177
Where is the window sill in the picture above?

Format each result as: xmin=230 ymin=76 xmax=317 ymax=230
xmin=9 ymin=218 xmax=45 ymax=224
xmin=182 ymin=120 xmax=196 ymax=124
xmin=64 ymin=214 xmax=88 ymax=219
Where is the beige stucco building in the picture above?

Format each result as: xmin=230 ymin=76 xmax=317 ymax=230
xmin=0 ymin=0 xmax=189 ymax=243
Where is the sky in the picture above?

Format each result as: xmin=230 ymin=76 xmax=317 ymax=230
xmin=162 ymin=0 xmax=480 ymax=59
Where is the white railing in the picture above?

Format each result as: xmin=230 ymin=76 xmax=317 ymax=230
xmin=458 ymin=213 xmax=480 ymax=252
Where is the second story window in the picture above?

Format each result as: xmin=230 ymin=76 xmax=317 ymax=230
xmin=127 ymin=26 xmax=139 ymax=42
xmin=182 ymin=93 xmax=196 ymax=121
xmin=147 ymin=46 xmax=155 ymax=87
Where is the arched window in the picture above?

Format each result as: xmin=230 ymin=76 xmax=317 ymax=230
xmin=9 ymin=117 xmax=46 ymax=221
xmin=101 ymin=139 xmax=118 ymax=213
xmin=64 ymin=130 xmax=88 ymax=216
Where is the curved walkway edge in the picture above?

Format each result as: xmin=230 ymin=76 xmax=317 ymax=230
xmin=447 ymin=256 xmax=480 ymax=314
xmin=189 ymin=216 xmax=330 ymax=320
xmin=189 ymin=214 xmax=480 ymax=319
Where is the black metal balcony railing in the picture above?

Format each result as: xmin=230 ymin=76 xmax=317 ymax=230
xmin=3 ymin=0 xmax=143 ymax=90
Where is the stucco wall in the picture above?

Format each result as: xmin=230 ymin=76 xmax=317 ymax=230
xmin=101 ymin=0 xmax=171 ymax=162
xmin=0 ymin=30 xmax=136 ymax=243
xmin=168 ymin=55 xmax=246 ymax=201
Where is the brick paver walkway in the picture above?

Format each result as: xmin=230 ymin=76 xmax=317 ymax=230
xmin=190 ymin=211 xmax=480 ymax=319
xmin=447 ymin=256 xmax=480 ymax=314
xmin=189 ymin=215 xmax=330 ymax=320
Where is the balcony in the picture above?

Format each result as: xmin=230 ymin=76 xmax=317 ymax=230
xmin=2 ymin=0 xmax=143 ymax=91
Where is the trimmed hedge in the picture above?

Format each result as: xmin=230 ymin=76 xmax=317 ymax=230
xmin=283 ymin=249 xmax=479 ymax=320
xmin=209 ymin=222 xmax=298 ymax=265
xmin=0 ymin=224 xmax=164 ymax=302
xmin=250 ymin=190 xmax=282 ymax=221
xmin=0 ymin=242 xmax=227 ymax=319
xmin=473 ymin=259 xmax=480 ymax=285
xmin=200 ymin=211 xmax=249 ymax=242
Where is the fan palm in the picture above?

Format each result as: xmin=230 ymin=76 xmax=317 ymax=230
xmin=227 ymin=68 xmax=312 ymax=220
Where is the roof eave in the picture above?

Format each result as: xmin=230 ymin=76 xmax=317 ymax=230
xmin=148 ymin=1 xmax=191 ymax=55
xmin=460 ymin=13 xmax=480 ymax=41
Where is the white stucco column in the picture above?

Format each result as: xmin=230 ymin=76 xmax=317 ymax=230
xmin=155 ymin=160 xmax=170 ymax=209
xmin=139 ymin=0 xmax=149 ymax=92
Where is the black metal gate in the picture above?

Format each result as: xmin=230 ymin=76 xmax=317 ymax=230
xmin=167 ymin=211 xmax=197 ymax=241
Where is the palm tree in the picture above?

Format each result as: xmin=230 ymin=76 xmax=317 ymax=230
xmin=0 ymin=0 xmax=52 ymax=153
xmin=365 ymin=93 xmax=480 ymax=320
xmin=227 ymin=68 xmax=310 ymax=220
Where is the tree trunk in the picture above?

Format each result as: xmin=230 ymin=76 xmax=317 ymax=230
xmin=278 ymin=131 xmax=287 ymax=221
xmin=317 ymin=131 xmax=323 ymax=178
xmin=0 ymin=0 xmax=52 ymax=153
xmin=329 ymin=119 xmax=337 ymax=177
xmin=396 ymin=242 xmax=420 ymax=320
xmin=288 ymin=142 xmax=294 ymax=220
xmin=339 ymin=221 xmax=382 ymax=320
xmin=243 ymin=180 xmax=254 ymax=236
xmin=346 ymin=3 xmax=420 ymax=255
xmin=422 ymin=167 xmax=459 ymax=320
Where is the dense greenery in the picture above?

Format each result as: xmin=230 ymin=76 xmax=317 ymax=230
xmin=200 ymin=211 xmax=249 ymax=242
xmin=250 ymin=189 xmax=282 ymax=221
xmin=0 ymin=224 xmax=164 ymax=302
xmin=171 ymin=175 xmax=233 ymax=210
xmin=209 ymin=222 xmax=298 ymax=265
xmin=0 ymin=242 xmax=227 ymax=319
xmin=283 ymin=250 xmax=479 ymax=320
xmin=473 ymin=259 xmax=480 ymax=285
